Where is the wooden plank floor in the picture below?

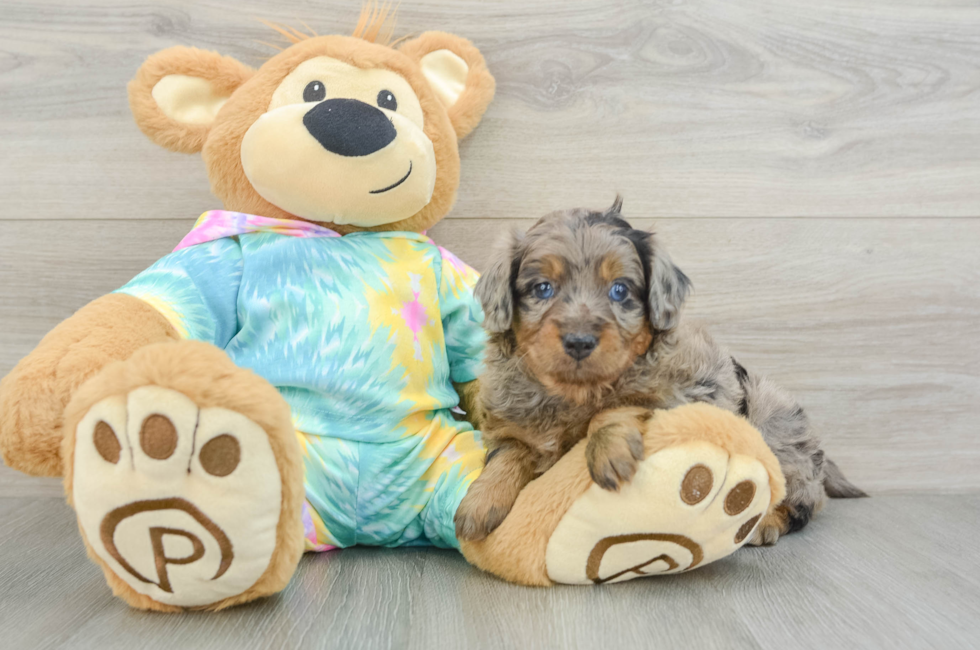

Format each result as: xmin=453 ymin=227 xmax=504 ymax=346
xmin=2 ymin=495 xmax=978 ymax=650
xmin=1 ymin=1 xmax=979 ymax=648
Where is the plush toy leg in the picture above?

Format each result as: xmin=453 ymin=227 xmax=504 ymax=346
xmin=459 ymin=403 xmax=787 ymax=586
xmin=62 ymin=341 xmax=305 ymax=611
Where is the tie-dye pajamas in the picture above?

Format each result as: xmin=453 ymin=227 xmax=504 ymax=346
xmin=115 ymin=211 xmax=487 ymax=550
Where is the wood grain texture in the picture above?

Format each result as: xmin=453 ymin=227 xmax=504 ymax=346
xmin=2 ymin=216 xmax=978 ymax=495
xmin=1 ymin=495 xmax=977 ymax=649
xmin=0 ymin=0 xmax=979 ymax=219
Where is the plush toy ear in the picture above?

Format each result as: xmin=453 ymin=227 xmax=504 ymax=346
xmin=128 ymin=46 xmax=254 ymax=154
xmin=399 ymin=32 xmax=496 ymax=140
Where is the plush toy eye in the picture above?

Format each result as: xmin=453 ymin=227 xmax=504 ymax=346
xmin=609 ymin=282 xmax=629 ymax=302
xmin=377 ymin=89 xmax=397 ymax=111
xmin=303 ymin=81 xmax=326 ymax=103
xmin=533 ymin=282 xmax=555 ymax=300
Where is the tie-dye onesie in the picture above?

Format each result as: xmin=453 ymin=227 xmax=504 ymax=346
xmin=114 ymin=211 xmax=487 ymax=551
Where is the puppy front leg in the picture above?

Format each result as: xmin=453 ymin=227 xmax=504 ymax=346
xmin=586 ymin=407 xmax=651 ymax=491
xmin=455 ymin=439 xmax=537 ymax=541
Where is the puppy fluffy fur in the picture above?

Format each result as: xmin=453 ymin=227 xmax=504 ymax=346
xmin=454 ymin=198 xmax=866 ymax=544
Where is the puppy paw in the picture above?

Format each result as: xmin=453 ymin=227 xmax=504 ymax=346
xmin=71 ymin=385 xmax=285 ymax=608
xmin=746 ymin=507 xmax=788 ymax=547
xmin=455 ymin=480 xmax=520 ymax=542
xmin=586 ymin=423 xmax=644 ymax=491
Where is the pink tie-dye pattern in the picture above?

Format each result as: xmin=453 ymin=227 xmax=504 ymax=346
xmin=302 ymin=501 xmax=336 ymax=552
xmin=174 ymin=210 xmax=340 ymax=252
xmin=437 ymin=246 xmax=467 ymax=274
xmin=400 ymin=292 xmax=429 ymax=334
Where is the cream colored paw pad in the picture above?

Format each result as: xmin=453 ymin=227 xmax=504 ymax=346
xmin=73 ymin=386 xmax=282 ymax=607
xmin=546 ymin=441 xmax=771 ymax=585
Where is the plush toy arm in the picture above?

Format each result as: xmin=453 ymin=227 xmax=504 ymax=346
xmin=1 ymin=238 xmax=245 ymax=478
xmin=0 ymin=294 xmax=179 ymax=477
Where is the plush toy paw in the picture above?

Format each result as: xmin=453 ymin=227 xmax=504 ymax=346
xmin=458 ymin=403 xmax=786 ymax=587
xmin=63 ymin=341 xmax=305 ymax=611
xmin=546 ymin=441 xmax=771 ymax=584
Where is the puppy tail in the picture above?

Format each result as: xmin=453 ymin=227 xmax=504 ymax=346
xmin=823 ymin=458 xmax=868 ymax=498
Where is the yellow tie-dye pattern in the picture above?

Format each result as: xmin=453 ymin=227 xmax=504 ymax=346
xmin=441 ymin=259 xmax=480 ymax=300
xmin=419 ymin=423 xmax=485 ymax=493
xmin=363 ymin=239 xmax=445 ymax=418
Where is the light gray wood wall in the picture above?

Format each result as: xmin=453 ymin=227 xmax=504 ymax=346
xmin=1 ymin=0 xmax=979 ymax=497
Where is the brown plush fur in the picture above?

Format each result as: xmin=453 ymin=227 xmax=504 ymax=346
xmin=459 ymin=402 xmax=784 ymax=586
xmin=61 ymin=340 xmax=306 ymax=612
xmin=0 ymin=294 xmax=180 ymax=477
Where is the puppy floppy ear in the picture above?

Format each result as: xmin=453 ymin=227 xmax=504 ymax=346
xmin=645 ymin=237 xmax=692 ymax=331
xmin=399 ymin=32 xmax=495 ymax=140
xmin=128 ymin=46 xmax=254 ymax=154
xmin=476 ymin=229 xmax=524 ymax=333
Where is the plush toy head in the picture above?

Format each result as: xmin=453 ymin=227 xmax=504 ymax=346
xmin=128 ymin=10 xmax=494 ymax=233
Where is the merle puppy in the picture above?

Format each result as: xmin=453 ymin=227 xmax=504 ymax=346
xmin=454 ymin=197 xmax=865 ymax=544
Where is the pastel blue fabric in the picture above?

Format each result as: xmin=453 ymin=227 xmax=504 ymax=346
xmin=115 ymin=227 xmax=487 ymax=550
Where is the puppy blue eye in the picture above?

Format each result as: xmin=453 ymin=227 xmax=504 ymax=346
xmin=609 ymin=282 xmax=629 ymax=302
xmin=533 ymin=282 xmax=555 ymax=300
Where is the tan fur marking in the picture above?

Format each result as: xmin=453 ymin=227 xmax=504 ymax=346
xmin=599 ymin=255 xmax=623 ymax=283
xmin=539 ymin=255 xmax=566 ymax=281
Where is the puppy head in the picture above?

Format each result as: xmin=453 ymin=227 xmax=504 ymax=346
xmin=476 ymin=197 xmax=691 ymax=399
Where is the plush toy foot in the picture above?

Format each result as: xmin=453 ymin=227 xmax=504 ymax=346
xmin=62 ymin=341 xmax=305 ymax=611
xmin=546 ymin=441 xmax=772 ymax=583
xmin=459 ymin=403 xmax=786 ymax=586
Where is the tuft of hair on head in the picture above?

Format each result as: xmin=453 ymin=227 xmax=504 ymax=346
xmin=608 ymin=194 xmax=624 ymax=215
xmin=352 ymin=0 xmax=399 ymax=46
xmin=257 ymin=19 xmax=318 ymax=50
xmin=585 ymin=194 xmax=633 ymax=231
xmin=256 ymin=2 xmax=399 ymax=53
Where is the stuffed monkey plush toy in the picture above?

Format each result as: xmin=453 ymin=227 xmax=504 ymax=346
xmin=0 ymin=11 xmax=785 ymax=611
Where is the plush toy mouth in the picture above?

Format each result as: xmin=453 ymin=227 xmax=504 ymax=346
xmin=369 ymin=161 xmax=412 ymax=194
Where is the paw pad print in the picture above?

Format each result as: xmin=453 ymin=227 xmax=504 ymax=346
xmin=72 ymin=386 xmax=283 ymax=607
xmin=546 ymin=441 xmax=772 ymax=584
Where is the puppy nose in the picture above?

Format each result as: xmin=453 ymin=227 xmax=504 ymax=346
xmin=562 ymin=333 xmax=598 ymax=360
xmin=303 ymin=98 xmax=397 ymax=157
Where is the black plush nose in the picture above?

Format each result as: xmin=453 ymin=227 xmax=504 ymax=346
xmin=303 ymin=98 xmax=397 ymax=157
xmin=562 ymin=333 xmax=598 ymax=360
